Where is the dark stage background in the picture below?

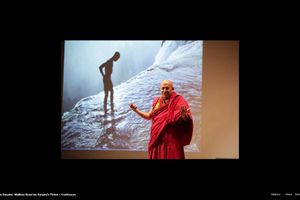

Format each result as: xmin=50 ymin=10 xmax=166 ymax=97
xmin=1 ymin=6 xmax=298 ymax=199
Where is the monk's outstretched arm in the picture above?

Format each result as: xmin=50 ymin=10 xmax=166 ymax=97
xmin=129 ymin=103 xmax=153 ymax=120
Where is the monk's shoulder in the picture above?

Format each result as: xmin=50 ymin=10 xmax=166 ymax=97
xmin=152 ymin=96 xmax=160 ymax=104
xmin=175 ymin=94 xmax=188 ymax=104
xmin=153 ymin=96 xmax=159 ymax=103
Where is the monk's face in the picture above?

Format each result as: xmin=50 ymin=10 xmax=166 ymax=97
xmin=160 ymin=81 xmax=174 ymax=100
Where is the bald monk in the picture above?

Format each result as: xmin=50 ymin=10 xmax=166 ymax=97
xmin=129 ymin=80 xmax=193 ymax=159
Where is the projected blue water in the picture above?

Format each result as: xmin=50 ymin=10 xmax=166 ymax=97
xmin=61 ymin=40 xmax=202 ymax=152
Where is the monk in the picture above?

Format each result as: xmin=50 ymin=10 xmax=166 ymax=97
xmin=129 ymin=80 xmax=193 ymax=159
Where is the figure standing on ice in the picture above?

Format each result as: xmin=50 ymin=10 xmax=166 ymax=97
xmin=99 ymin=51 xmax=120 ymax=114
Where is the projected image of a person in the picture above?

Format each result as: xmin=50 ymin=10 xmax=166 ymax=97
xmin=99 ymin=51 xmax=120 ymax=114
xmin=129 ymin=80 xmax=193 ymax=159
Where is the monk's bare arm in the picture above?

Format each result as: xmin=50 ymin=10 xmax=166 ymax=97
xmin=129 ymin=103 xmax=153 ymax=120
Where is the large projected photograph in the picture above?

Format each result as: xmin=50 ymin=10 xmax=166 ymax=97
xmin=61 ymin=40 xmax=202 ymax=155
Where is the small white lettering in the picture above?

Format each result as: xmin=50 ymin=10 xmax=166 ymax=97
xmin=61 ymin=193 xmax=76 ymax=196
xmin=38 ymin=193 xmax=49 ymax=196
xmin=14 ymin=193 xmax=24 ymax=196
xmin=271 ymin=193 xmax=281 ymax=196
xmin=2 ymin=193 xmax=13 ymax=196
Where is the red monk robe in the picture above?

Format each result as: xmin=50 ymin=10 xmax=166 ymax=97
xmin=148 ymin=91 xmax=193 ymax=159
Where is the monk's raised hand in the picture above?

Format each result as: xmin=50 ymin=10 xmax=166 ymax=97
xmin=180 ymin=106 xmax=188 ymax=116
xmin=180 ymin=106 xmax=190 ymax=121
xmin=129 ymin=103 xmax=137 ymax=111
